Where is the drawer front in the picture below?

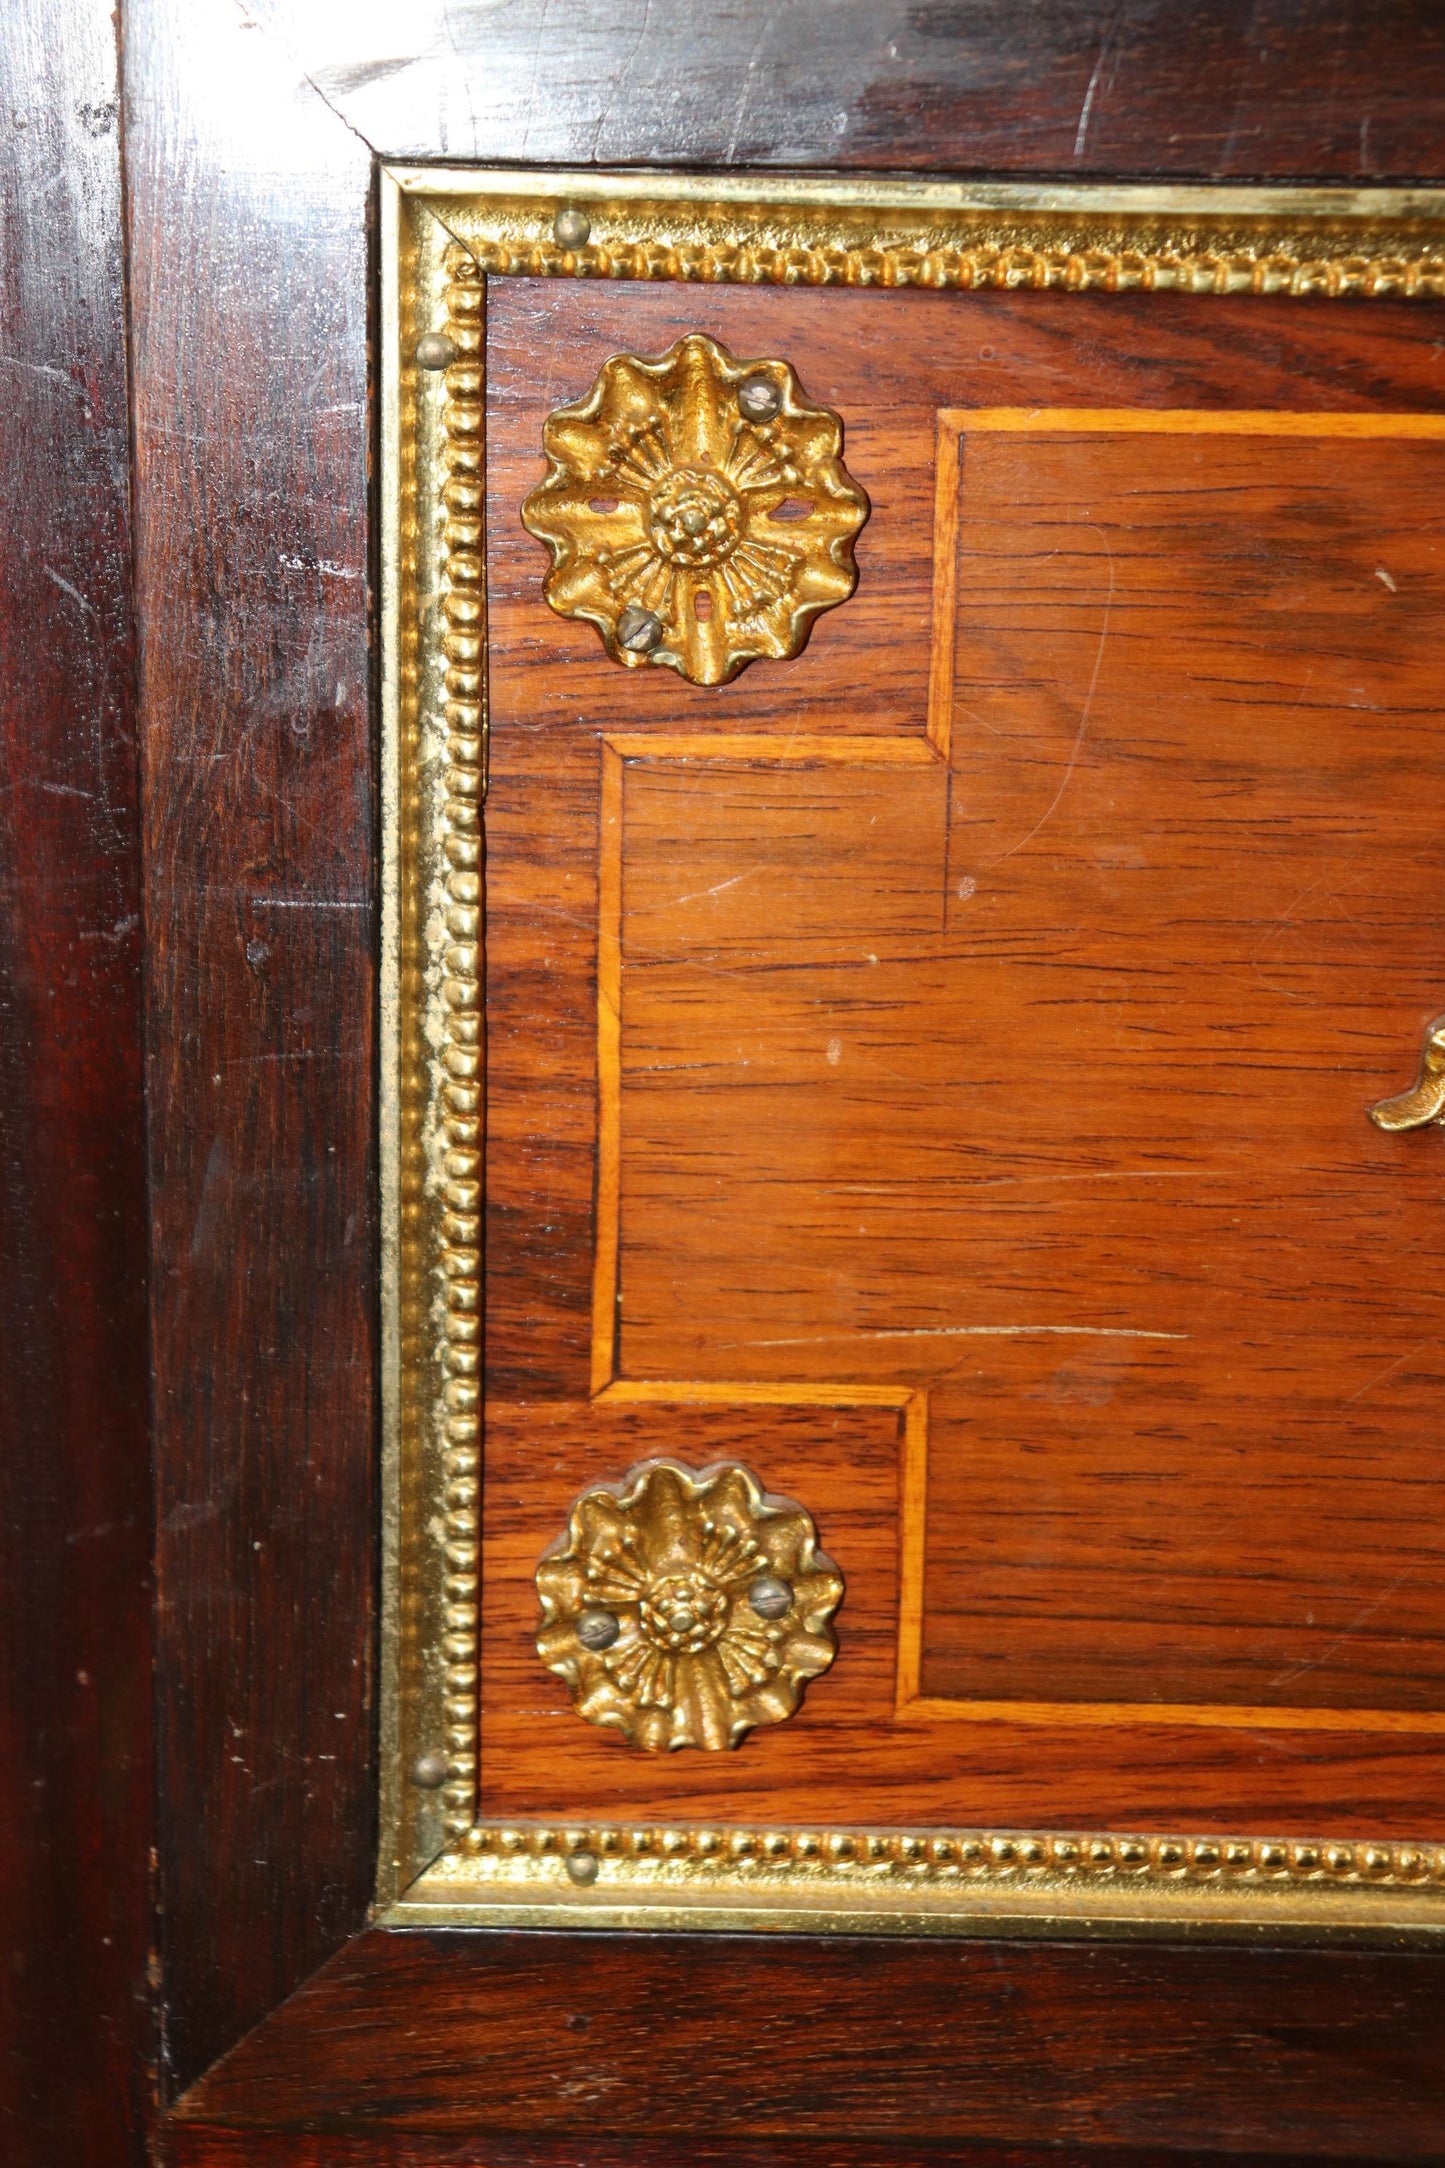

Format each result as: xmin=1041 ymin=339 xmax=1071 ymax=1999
xmin=381 ymin=173 xmax=1445 ymax=1939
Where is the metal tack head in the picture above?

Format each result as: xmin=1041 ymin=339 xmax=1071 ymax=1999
xmin=552 ymin=204 xmax=592 ymax=249
xmin=748 ymin=1574 xmax=794 ymax=1620
xmin=576 ymin=1605 xmax=621 ymax=1651
xmin=616 ymin=603 xmax=664 ymax=654
xmin=411 ymin=1750 xmax=451 ymax=1789
xmin=565 ymin=1850 xmax=601 ymax=1886
xmin=738 ymin=371 xmax=783 ymax=422
xmin=414 ymin=331 xmax=458 ymax=370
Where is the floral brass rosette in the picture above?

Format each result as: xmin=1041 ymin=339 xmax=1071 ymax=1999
xmin=521 ymin=333 xmax=869 ymax=686
xmin=536 ymin=1459 xmax=844 ymax=1750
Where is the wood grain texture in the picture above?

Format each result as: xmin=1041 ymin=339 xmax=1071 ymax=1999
xmin=105 ymin=2 xmax=1445 ymax=2146
xmin=0 ymin=2 xmax=152 ymax=2161
xmin=124 ymin=0 xmax=375 ymax=2099
xmin=482 ymin=277 xmax=1445 ymax=1397
xmin=237 ymin=0 xmax=1445 ymax=182
xmin=479 ymin=275 xmax=1445 ymax=1840
xmin=168 ymin=1927 xmax=1445 ymax=2158
xmin=163 ymin=2135 xmax=1407 ymax=2168
xmin=618 ymin=421 xmax=1445 ymax=1720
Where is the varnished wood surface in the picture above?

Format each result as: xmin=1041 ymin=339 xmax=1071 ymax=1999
xmin=125 ymin=0 xmax=375 ymax=2100
xmin=480 ymin=276 xmax=1445 ymax=1840
xmin=483 ymin=1397 xmax=908 ymax=1822
xmin=169 ymin=1927 xmax=1445 ymax=2158
xmin=163 ymin=2137 xmax=1409 ymax=2168
xmin=619 ymin=425 xmax=1445 ymax=1717
xmin=0 ymin=2 xmax=152 ymax=2162
xmin=87 ymin=0 xmax=1445 ymax=2148
xmin=240 ymin=0 xmax=1445 ymax=181
xmin=482 ymin=278 xmax=1445 ymax=1395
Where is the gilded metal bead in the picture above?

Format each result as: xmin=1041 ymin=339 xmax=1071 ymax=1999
xmin=414 ymin=332 xmax=458 ymax=370
xmin=552 ymin=205 xmax=592 ymax=249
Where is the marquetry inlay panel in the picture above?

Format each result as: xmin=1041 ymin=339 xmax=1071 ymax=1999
xmin=381 ymin=169 xmax=1445 ymax=1939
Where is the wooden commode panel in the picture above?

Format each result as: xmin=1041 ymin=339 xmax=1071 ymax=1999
xmin=16 ymin=3 xmax=1445 ymax=2143
xmin=478 ymin=276 xmax=1445 ymax=1839
xmin=618 ymin=421 xmax=1445 ymax=1721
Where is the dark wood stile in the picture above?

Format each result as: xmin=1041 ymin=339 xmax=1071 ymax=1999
xmin=0 ymin=2 xmax=152 ymax=2164
xmin=161 ymin=2134 xmax=1421 ymax=2168
xmin=124 ymin=0 xmax=375 ymax=2102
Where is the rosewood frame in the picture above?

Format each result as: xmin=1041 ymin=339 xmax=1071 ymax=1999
xmin=9 ymin=0 xmax=1432 ymax=2153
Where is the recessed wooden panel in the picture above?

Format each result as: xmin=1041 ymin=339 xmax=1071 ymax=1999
xmin=610 ymin=419 xmax=1445 ymax=1724
xmin=480 ymin=275 xmax=1445 ymax=1836
xmin=923 ymin=416 xmax=1445 ymax=1721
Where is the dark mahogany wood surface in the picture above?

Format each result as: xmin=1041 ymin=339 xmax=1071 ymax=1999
xmin=0 ymin=2 xmax=152 ymax=2163
xmin=96 ymin=0 xmax=1445 ymax=2155
xmin=124 ymin=0 xmax=375 ymax=2102
xmin=170 ymin=1927 xmax=1445 ymax=2160
xmin=161 ymin=2128 xmax=1443 ymax=2168
xmin=242 ymin=0 xmax=1445 ymax=181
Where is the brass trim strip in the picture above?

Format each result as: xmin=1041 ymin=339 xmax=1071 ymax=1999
xmin=395 ymin=166 xmax=1445 ymax=299
xmin=385 ymin=1820 xmax=1445 ymax=1945
xmin=429 ymin=258 xmax=486 ymax=1851
xmin=378 ymin=166 xmax=1445 ymax=1930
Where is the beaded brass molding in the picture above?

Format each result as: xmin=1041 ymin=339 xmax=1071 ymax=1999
xmin=433 ymin=1821 xmax=1445 ymax=1887
xmin=377 ymin=166 xmax=1445 ymax=1932
xmin=388 ymin=1821 xmax=1445 ymax=1943
xmin=396 ymin=166 xmax=1445 ymax=301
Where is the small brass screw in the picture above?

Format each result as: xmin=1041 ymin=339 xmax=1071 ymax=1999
xmin=414 ymin=332 xmax=457 ymax=370
xmin=738 ymin=372 xmax=782 ymax=422
xmin=617 ymin=604 xmax=664 ymax=654
xmin=576 ymin=1606 xmax=620 ymax=1651
xmin=565 ymin=1850 xmax=600 ymax=1885
xmin=748 ymin=1575 xmax=793 ymax=1619
xmin=411 ymin=1751 xmax=450 ymax=1789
